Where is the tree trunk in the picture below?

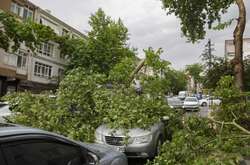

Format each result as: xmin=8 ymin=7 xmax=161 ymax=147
xmin=129 ymin=59 xmax=145 ymax=84
xmin=232 ymin=0 xmax=246 ymax=91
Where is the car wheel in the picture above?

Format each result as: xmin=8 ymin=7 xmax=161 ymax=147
xmin=155 ymin=137 xmax=163 ymax=156
xmin=202 ymin=102 xmax=207 ymax=107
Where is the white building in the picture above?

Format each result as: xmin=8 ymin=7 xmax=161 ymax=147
xmin=0 ymin=0 xmax=85 ymax=95
xmin=225 ymin=38 xmax=250 ymax=60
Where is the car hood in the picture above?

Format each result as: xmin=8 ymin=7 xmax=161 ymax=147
xmin=96 ymin=124 xmax=158 ymax=137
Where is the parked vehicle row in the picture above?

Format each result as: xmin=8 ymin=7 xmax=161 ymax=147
xmin=167 ymin=94 xmax=222 ymax=111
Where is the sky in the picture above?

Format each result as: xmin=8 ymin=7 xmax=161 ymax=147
xmin=29 ymin=0 xmax=250 ymax=70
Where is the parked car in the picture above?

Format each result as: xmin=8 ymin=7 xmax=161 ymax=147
xmin=0 ymin=123 xmax=128 ymax=165
xmin=167 ymin=97 xmax=183 ymax=109
xmin=95 ymin=117 xmax=172 ymax=159
xmin=0 ymin=102 xmax=11 ymax=123
xmin=182 ymin=97 xmax=199 ymax=111
xmin=178 ymin=91 xmax=188 ymax=100
xmin=199 ymin=97 xmax=221 ymax=106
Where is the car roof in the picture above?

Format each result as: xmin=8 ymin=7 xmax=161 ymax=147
xmin=0 ymin=123 xmax=57 ymax=137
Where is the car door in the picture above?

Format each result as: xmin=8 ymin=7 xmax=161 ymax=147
xmin=1 ymin=139 xmax=88 ymax=165
xmin=0 ymin=149 xmax=7 ymax=165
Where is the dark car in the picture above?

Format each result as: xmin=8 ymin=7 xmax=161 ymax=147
xmin=0 ymin=123 xmax=127 ymax=165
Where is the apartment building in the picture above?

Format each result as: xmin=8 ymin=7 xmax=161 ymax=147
xmin=225 ymin=38 xmax=250 ymax=61
xmin=0 ymin=0 xmax=85 ymax=96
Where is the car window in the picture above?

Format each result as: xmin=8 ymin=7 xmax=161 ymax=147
xmin=2 ymin=140 xmax=86 ymax=165
xmin=185 ymin=98 xmax=197 ymax=102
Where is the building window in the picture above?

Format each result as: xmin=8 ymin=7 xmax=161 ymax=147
xmin=62 ymin=29 xmax=69 ymax=36
xmin=34 ymin=62 xmax=52 ymax=78
xmin=10 ymin=2 xmax=22 ymax=17
xmin=72 ymin=34 xmax=79 ymax=39
xmin=23 ymin=8 xmax=33 ymax=20
xmin=10 ymin=2 xmax=33 ymax=20
xmin=38 ymin=42 xmax=54 ymax=57
xmin=17 ymin=50 xmax=27 ymax=69
xmin=40 ymin=17 xmax=60 ymax=34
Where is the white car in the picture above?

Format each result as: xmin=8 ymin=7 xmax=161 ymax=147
xmin=199 ymin=97 xmax=221 ymax=107
xmin=182 ymin=97 xmax=199 ymax=111
xmin=0 ymin=102 xmax=11 ymax=123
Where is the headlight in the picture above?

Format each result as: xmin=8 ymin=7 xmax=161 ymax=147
xmin=132 ymin=135 xmax=152 ymax=144
xmin=95 ymin=132 xmax=103 ymax=142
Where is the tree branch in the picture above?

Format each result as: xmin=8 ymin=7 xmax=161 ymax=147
xmin=128 ymin=58 xmax=145 ymax=84
xmin=209 ymin=118 xmax=250 ymax=135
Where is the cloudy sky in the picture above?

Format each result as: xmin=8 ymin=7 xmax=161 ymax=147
xmin=29 ymin=0 xmax=250 ymax=70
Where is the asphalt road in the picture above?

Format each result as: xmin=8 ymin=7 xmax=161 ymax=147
xmin=128 ymin=106 xmax=211 ymax=165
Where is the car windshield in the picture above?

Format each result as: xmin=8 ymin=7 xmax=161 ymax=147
xmin=185 ymin=98 xmax=197 ymax=102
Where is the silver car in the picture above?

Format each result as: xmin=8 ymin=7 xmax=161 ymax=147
xmin=0 ymin=123 xmax=127 ymax=165
xmin=95 ymin=117 xmax=171 ymax=158
xmin=167 ymin=97 xmax=183 ymax=109
xmin=183 ymin=97 xmax=200 ymax=111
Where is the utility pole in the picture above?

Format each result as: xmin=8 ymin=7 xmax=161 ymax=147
xmin=202 ymin=39 xmax=215 ymax=70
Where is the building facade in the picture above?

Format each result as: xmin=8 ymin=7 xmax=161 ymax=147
xmin=0 ymin=0 xmax=84 ymax=96
xmin=225 ymin=38 xmax=250 ymax=61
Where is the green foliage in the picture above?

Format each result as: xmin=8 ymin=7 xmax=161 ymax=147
xmin=148 ymin=76 xmax=250 ymax=165
xmin=0 ymin=11 xmax=56 ymax=52
xmin=109 ymin=57 xmax=137 ymax=85
xmin=94 ymin=88 xmax=172 ymax=130
xmin=164 ymin=69 xmax=187 ymax=94
xmin=144 ymin=47 xmax=170 ymax=75
xmin=213 ymin=18 xmax=235 ymax=30
xmin=161 ymin=0 xmax=234 ymax=42
xmin=4 ymin=68 xmax=108 ymax=142
xmin=213 ymin=76 xmax=250 ymax=130
xmin=3 ymin=62 xmax=177 ymax=143
xmin=148 ymin=117 xmax=249 ymax=165
xmin=139 ymin=48 xmax=175 ymax=96
xmin=203 ymin=57 xmax=234 ymax=90
xmin=185 ymin=63 xmax=203 ymax=92
xmin=55 ymin=36 xmax=85 ymax=59
xmin=185 ymin=63 xmax=203 ymax=83
xmin=67 ymin=8 xmax=135 ymax=74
